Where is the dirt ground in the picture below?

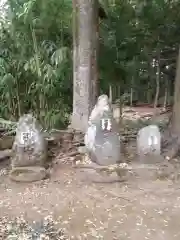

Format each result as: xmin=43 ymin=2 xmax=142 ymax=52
xmin=0 ymin=106 xmax=176 ymax=239
xmin=0 ymin=162 xmax=180 ymax=240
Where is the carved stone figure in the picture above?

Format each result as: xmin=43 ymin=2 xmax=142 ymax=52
xmin=137 ymin=125 xmax=161 ymax=157
xmin=85 ymin=95 xmax=121 ymax=166
xmin=11 ymin=114 xmax=47 ymax=168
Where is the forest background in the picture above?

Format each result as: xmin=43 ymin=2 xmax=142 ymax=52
xmin=0 ymin=0 xmax=179 ymax=131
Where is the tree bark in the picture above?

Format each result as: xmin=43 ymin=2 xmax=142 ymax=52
xmin=163 ymin=76 xmax=168 ymax=109
xmin=154 ymin=56 xmax=160 ymax=111
xmin=171 ymin=46 xmax=180 ymax=134
xmin=92 ymin=0 xmax=99 ymax=106
xmin=71 ymin=0 xmax=98 ymax=132
xmin=162 ymin=46 xmax=180 ymax=159
xmin=109 ymin=84 xmax=112 ymax=103
xmin=130 ymin=77 xmax=134 ymax=106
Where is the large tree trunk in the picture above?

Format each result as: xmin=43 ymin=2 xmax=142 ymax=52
xmin=92 ymin=0 xmax=99 ymax=106
xmin=171 ymin=47 xmax=180 ymax=134
xmin=162 ymin=46 xmax=180 ymax=159
xmin=71 ymin=0 xmax=98 ymax=132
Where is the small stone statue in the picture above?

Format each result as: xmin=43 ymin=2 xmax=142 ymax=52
xmin=11 ymin=114 xmax=47 ymax=169
xmin=137 ymin=125 xmax=161 ymax=161
xmin=85 ymin=95 xmax=121 ymax=166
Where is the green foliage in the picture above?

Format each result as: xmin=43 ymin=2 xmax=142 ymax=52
xmin=100 ymin=0 xmax=180 ymax=102
xmin=0 ymin=0 xmax=179 ymax=129
xmin=0 ymin=0 xmax=72 ymax=128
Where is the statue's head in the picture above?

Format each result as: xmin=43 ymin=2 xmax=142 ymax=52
xmin=19 ymin=113 xmax=34 ymax=124
xmin=16 ymin=114 xmax=41 ymax=145
xmin=97 ymin=94 xmax=109 ymax=109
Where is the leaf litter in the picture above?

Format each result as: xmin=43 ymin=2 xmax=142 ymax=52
xmin=0 ymin=153 xmax=180 ymax=239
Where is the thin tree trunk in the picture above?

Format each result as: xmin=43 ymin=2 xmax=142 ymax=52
xmin=118 ymin=86 xmax=123 ymax=125
xmin=147 ymin=82 xmax=151 ymax=104
xmin=130 ymin=77 xmax=134 ymax=106
xmin=167 ymin=80 xmax=170 ymax=105
xmin=154 ymin=58 xmax=160 ymax=111
xmin=117 ymin=85 xmax=121 ymax=99
xmin=163 ymin=76 xmax=168 ymax=110
xmin=31 ymin=25 xmax=42 ymax=119
xmin=15 ymin=79 xmax=21 ymax=117
xmin=130 ymin=88 xmax=133 ymax=106
xmin=71 ymin=0 xmax=97 ymax=132
xmin=109 ymin=84 xmax=112 ymax=103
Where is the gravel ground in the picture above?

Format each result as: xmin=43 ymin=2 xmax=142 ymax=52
xmin=0 ymin=164 xmax=180 ymax=239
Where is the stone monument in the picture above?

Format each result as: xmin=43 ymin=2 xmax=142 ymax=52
xmin=85 ymin=95 xmax=121 ymax=166
xmin=137 ymin=125 xmax=161 ymax=160
xmin=10 ymin=114 xmax=47 ymax=182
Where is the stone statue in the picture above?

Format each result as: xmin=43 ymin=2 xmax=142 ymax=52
xmin=10 ymin=114 xmax=47 ymax=182
xmin=85 ymin=94 xmax=121 ymax=166
xmin=137 ymin=125 xmax=161 ymax=160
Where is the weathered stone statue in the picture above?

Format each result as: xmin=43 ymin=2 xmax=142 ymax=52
xmin=85 ymin=95 xmax=121 ymax=166
xmin=137 ymin=125 xmax=161 ymax=159
xmin=10 ymin=114 xmax=47 ymax=182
